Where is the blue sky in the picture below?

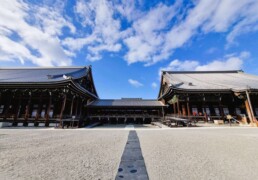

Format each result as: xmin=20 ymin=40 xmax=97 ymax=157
xmin=1 ymin=0 xmax=258 ymax=99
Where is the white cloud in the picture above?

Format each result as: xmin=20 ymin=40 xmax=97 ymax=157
xmin=128 ymin=79 xmax=143 ymax=87
xmin=151 ymin=82 xmax=158 ymax=89
xmin=0 ymin=0 xmax=74 ymax=66
xmin=152 ymin=0 xmax=258 ymax=65
xmin=160 ymin=52 xmax=248 ymax=72
xmin=64 ymin=0 xmax=126 ymax=61
xmin=115 ymin=0 xmax=144 ymax=22
xmin=123 ymin=3 xmax=180 ymax=65
xmin=195 ymin=57 xmax=243 ymax=71
xmin=201 ymin=0 xmax=258 ymax=45
xmin=161 ymin=0 xmax=219 ymax=57
xmin=163 ymin=0 xmax=258 ymax=53
xmin=120 ymin=0 xmax=258 ymax=66
xmin=1 ymin=0 xmax=258 ymax=67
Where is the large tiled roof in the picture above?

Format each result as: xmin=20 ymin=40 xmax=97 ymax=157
xmin=162 ymin=70 xmax=258 ymax=92
xmin=0 ymin=66 xmax=89 ymax=83
xmin=88 ymin=99 xmax=166 ymax=107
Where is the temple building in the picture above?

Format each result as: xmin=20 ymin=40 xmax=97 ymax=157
xmin=1 ymin=67 xmax=258 ymax=128
xmin=87 ymin=98 xmax=166 ymax=124
xmin=158 ymin=70 xmax=258 ymax=126
xmin=0 ymin=66 xmax=98 ymax=127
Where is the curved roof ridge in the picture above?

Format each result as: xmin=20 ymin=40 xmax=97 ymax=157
xmin=163 ymin=70 xmax=243 ymax=74
xmin=0 ymin=66 xmax=88 ymax=70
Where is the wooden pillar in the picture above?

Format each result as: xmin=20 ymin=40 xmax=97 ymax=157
xmin=78 ymin=100 xmax=84 ymax=128
xmin=232 ymin=96 xmax=236 ymax=116
xmin=187 ymin=102 xmax=191 ymax=117
xmin=177 ymin=101 xmax=180 ymax=116
xmin=45 ymin=92 xmax=52 ymax=127
xmin=14 ymin=94 xmax=22 ymax=126
xmin=79 ymin=100 xmax=83 ymax=118
xmin=24 ymin=92 xmax=32 ymax=126
xmin=245 ymin=91 xmax=257 ymax=125
xmin=245 ymin=100 xmax=253 ymax=123
xmin=70 ymin=96 xmax=75 ymax=116
xmin=173 ymin=103 xmax=176 ymax=114
xmin=75 ymin=97 xmax=79 ymax=117
xmin=182 ymin=104 xmax=186 ymax=116
xmin=162 ymin=107 xmax=165 ymax=122
xmin=59 ymin=94 xmax=67 ymax=128
xmin=35 ymin=93 xmax=43 ymax=123
xmin=219 ymin=104 xmax=224 ymax=119
xmin=218 ymin=96 xmax=224 ymax=120
xmin=202 ymin=95 xmax=207 ymax=122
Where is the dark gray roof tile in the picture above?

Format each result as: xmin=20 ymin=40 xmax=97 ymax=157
xmin=88 ymin=99 xmax=165 ymax=107
xmin=163 ymin=70 xmax=258 ymax=91
xmin=0 ymin=66 xmax=89 ymax=83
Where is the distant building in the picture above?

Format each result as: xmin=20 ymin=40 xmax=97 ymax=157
xmin=158 ymin=70 xmax=258 ymax=125
xmin=87 ymin=98 xmax=165 ymax=124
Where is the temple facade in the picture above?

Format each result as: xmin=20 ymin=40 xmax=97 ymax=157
xmin=158 ymin=70 xmax=258 ymax=126
xmin=0 ymin=66 xmax=98 ymax=127
xmin=1 ymin=67 xmax=258 ymax=128
xmin=87 ymin=98 xmax=166 ymax=124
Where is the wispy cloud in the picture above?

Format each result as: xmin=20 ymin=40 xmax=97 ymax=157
xmin=123 ymin=2 xmax=180 ymax=65
xmin=0 ymin=0 xmax=74 ymax=66
xmin=160 ymin=51 xmax=249 ymax=73
xmin=122 ymin=0 xmax=258 ymax=66
xmin=128 ymin=79 xmax=143 ymax=87
xmin=1 ymin=0 xmax=258 ymax=67
xmin=63 ymin=0 xmax=125 ymax=61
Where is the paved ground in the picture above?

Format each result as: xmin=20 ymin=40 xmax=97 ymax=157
xmin=138 ymin=127 xmax=258 ymax=180
xmin=0 ymin=128 xmax=128 ymax=180
xmin=1 ymin=126 xmax=258 ymax=180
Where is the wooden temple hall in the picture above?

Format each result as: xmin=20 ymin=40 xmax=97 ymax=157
xmin=0 ymin=66 xmax=99 ymax=128
xmin=158 ymin=70 xmax=258 ymax=126
xmin=87 ymin=98 xmax=165 ymax=124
